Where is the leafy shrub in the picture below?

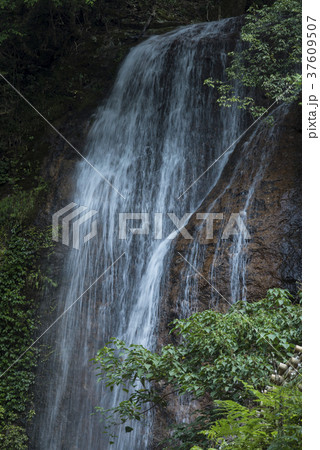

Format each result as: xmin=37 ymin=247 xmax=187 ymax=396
xmin=94 ymin=288 xmax=302 ymax=447
xmin=191 ymin=382 xmax=302 ymax=449
xmin=205 ymin=0 xmax=302 ymax=119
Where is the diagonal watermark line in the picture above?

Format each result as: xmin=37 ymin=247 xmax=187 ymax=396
xmin=177 ymin=84 xmax=296 ymax=199
xmin=0 ymin=73 xmax=125 ymax=199
xmin=177 ymin=251 xmax=301 ymax=378
xmin=0 ymin=252 xmax=126 ymax=378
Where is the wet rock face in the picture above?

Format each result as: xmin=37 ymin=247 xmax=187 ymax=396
xmin=162 ymin=102 xmax=301 ymax=319
xmin=153 ymin=103 xmax=301 ymax=447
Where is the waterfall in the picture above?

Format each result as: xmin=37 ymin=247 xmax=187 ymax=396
xmin=34 ymin=17 xmax=248 ymax=449
xmin=178 ymin=103 xmax=289 ymax=319
xmin=170 ymin=103 xmax=289 ymax=428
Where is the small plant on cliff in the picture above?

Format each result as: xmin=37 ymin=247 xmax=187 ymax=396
xmin=94 ymin=288 xmax=301 ymax=447
xmin=205 ymin=0 xmax=302 ymax=119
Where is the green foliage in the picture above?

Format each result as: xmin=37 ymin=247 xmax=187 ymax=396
xmin=94 ymin=288 xmax=301 ymax=447
xmin=0 ymin=182 xmax=47 ymax=229
xmin=0 ymin=406 xmax=29 ymax=449
xmin=0 ymin=0 xmax=97 ymax=78
xmin=205 ymin=0 xmax=302 ymax=119
xmin=0 ymin=186 xmax=54 ymax=448
xmin=192 ymin=382 xmax=302 ymax=449
xmin=0 ymin=0 xmax=95 ymax=11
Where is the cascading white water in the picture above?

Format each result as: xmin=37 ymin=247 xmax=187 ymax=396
xmin=179 ymin=103 xmax=289 ymax=320
xmin=227 ymin=104 xmax=289 ymax=303
xmin=34 ymin=17 xmax=248 ymax=450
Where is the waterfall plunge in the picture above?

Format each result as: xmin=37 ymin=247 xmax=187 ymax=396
xmin=35 ymin=17 xmax=247 ymax=450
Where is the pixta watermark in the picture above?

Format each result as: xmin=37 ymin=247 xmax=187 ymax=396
xmin=118 ymin=212 xmax=251 ymax=240
xmin=52 ymin=205 xmax=251 ymax=249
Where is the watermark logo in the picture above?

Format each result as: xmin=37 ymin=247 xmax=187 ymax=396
xmin=52 ymin=202 xmax=98 ymax=249
xmin=52 ymin=206 xmax=251 ymax=248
